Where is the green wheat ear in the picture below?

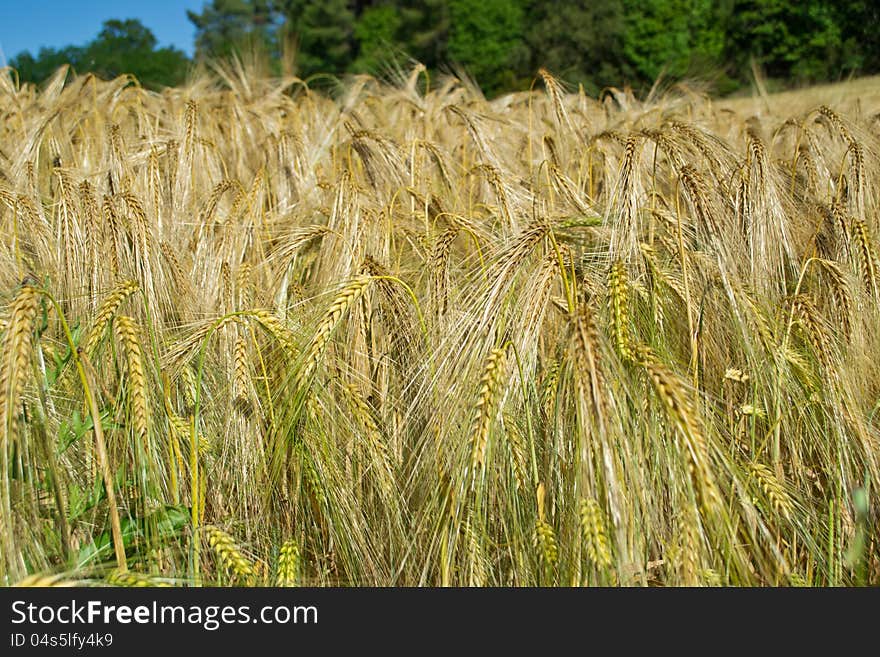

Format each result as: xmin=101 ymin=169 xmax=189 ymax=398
xmin=276 ymin=539 xmax=300 ymax=587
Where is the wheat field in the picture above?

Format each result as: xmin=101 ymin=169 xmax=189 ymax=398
xmin=1 ymin=62 xmax=878 ymax=587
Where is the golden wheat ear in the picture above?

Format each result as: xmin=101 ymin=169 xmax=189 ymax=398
xmin=470 ymin=347 xmax=507 ymax=471
xmin=84 ymin=280 xmax=139 ymax=355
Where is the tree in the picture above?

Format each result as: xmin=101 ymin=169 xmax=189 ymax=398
xmin=830 ymin=1 xmax=880 ymax=74
xmin=396 ymin=0 xmax=450 ymax=70
xmin=181 ymin=0 xmax=880 ymax=95
xmin=524 ymin=0 xmax=627 ymax=94
xmin=725 ymin=0 xmax=843 ymax=82
xmin=11 ymin=19 xmax=189 ymax=88
xmin=188 ymin=0 xmax=278 ymax=59
xmin=80 ymin=19 xmax=190 ymax=86
xmin=350 ymin=0 xmax=449 ymax=76
xmin=622 ymin=0 xmax=727 ymax=85
xmin=352 ymin=3 xmax=403 ymax=73
xmin=276 ymin=0 xmax=356 ymax=78
xmin=10 ymin=47 xmax=81 ymax=85
xmin=447 ymin=0 xmax=528 ymax=94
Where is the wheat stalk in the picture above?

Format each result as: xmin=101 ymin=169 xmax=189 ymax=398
xmin=276 ymin=539 xmax=300 ymax=586
xmin=12 ymin=574 xmax=78 ymax=587
xmin=470 ymin=347 xmax=507 ymax=470
xmin=636 ymin=345 xmax=721 ymax=512
xmin=852 ymin=218 xmax=879 ymax=296
xmin=297 ymin=276 xmax=371 ymax=388
xmin=814 ymin=258 xmax=852 ymax=341
xmin=534 ymin=483 xmax=558 ymax=578
xmin=0 ymin=285 xmax=39 ymax=438
xmin=114 ymin=315 xmax=149 ymax=448
xmin=84 ymin=280 xmax=139 ymax=355
xmin=750 ymin=462 xmax=794 ymax=520
xmin=106 ymin=569 xmax=171 ymax=587
xmin=608 ymin=259 xmax=632 ymax=361
xmin=203 ymin=525 xmax=256 ymax=584
xmin=579 ymin=499 xmax=612 ymax=568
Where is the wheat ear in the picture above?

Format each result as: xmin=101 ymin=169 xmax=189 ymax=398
xmin=0 ymin=285 xmax=39 ymax=438
xmin=297 ymin=276 xmax=371 ymax=388
xmin=114 ymin=315 xmax=149 ymax=448
xmin=84 ymin=280 xmax=139 ymax=355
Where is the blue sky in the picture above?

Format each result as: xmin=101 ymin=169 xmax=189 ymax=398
xmin=0 ymin=0 xmax=204 ymax=64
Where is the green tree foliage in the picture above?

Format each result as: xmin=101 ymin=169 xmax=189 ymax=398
xmin=11 ymin=19 xmax=189 ymax=89
xmin=622 ymin=0 xmax=727 ymax=82
xmin=82 ymin=20 xmax=189 ymax=85
xmin=396 ymin=0 xmax=450 ymax=70
xmin=447 ymin=0 xmax=528 ymax=94
xmin=834 ymin=2 xmax=880 ymax=72
xmin=725 ymin=0 xmax=843 ymax=82
xmin=352 ymin=4 xmax=404 ymax=73
xmin=279 ymin=0 xmax=356 ymax=78
xmin=524 ymin=0 xmax=627 ymax=94
xmin=9 ymin=1 xmax=880 ymax=96
xmin=10 ymin=48 xmax=81 ymax=85
xmin=188 ymin=0 xmax=277 ymax=58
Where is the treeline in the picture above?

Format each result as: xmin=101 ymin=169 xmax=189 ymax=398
xmin=10 ymin=20 xmax=190 ymax=89
xmin=9 ymin=1 xmax=880 ymax=95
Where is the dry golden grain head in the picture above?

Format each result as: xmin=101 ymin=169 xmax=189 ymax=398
xmin=361 ymin=256 xmax=419 ymax=363
xmin=816 ymin=105 xmax=854 ymax=145
xmin=162 ymin=313 xmax=240 ymax=370
xmin=114 ymin=315 xmax=148 ymax=447
xmin=464 ymin=517 xmax=488 ymax=587
xmin=814 ymin=258 xmax=852 ymax=341
xmin=724 ymin=368 xmax=749 ymax=383
xmin=100 ymin=196 xmax=122 ymax=277
xmin=220 ymin=261 xmax=232 ymax=310
xmin=247 ymin=311 xmax=297 ymax=355
xmin=536 ymin=482 xmax=547 ymax=521
xmin=121 ymin=192 xmax=152 ymax=249
xmin=470 ymin=347 xmax=507 ymax=470
xmin=680 ymin=163 xmax=717 ymax=238
xmin=495 ymin=220 xmax=550 ymax=276
xmin=85 ymin=280 xmax=139 ymax=355
xmin=636 ymin=346 xmax=721 ymax=512
xmin=852 ymin=219 xmax=879 ymax=297
xmin=502 ymin=416 xmax=528 ymax=492
xmin=745 ymin=128 xmax=767 ymax=188
xmin=791 ymin=294 xmax=833 ymax=372
xmin=0 ymin=285 xmax=40 ymax=436
xmin=678 ymin=504 xmax=702 ymax=586
xmin=572 ymin=303 xmax=607 ymax=424
xmin=341 ymin=381 xmax=394 ymax=497
xmin=431 ymin=226 xmax=460 ymax=317
xmin=184 ymin=99 xmax=198 ymax=151
xmin=232 ymin=334 xmax=251 ymax=412
xmin=537 ymin=67 xmax=571 ymax=132
xmin=540 ymin=359 xmax=561 ymax=420
xmin=236 ymin=263 xmax=253 ymax=309
xmin=160 ymin=242 xmax=189 ymax=292
xmin=297 ymin=276 xmax=371 ymax=388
